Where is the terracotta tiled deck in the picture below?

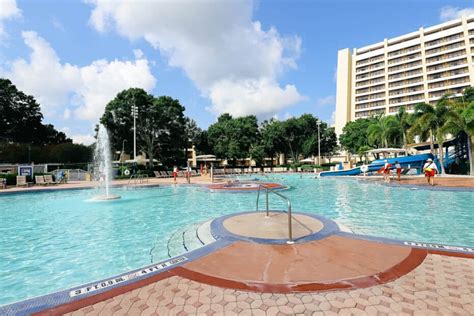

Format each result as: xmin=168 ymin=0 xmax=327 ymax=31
xmin=60 ymin=254 xmax=473 ymax=316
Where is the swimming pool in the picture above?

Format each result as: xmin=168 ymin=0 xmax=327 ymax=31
xmin=1 ymin=175 xmax=473 ymax=305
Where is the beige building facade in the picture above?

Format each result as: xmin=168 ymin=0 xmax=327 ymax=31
xmin=335 ymin=15 xmax=474 ymax=137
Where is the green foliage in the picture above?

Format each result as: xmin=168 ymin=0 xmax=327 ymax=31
xmin=339 ymin=118 xmax=375 ymax=154
xmin=207 ymin=114 xmax=260 ymax=162
xmin=0 ymin=78 xmax=71 ymax=145
xmin=278 ymin=114 xmax=337 ymax=162
xmin=100 ymin=89 xmax=187 ymax=167
xmin=0 ymin=142 xmax=91 ymax=163
xmin=367 ymin=115 xmax=401 ymax=148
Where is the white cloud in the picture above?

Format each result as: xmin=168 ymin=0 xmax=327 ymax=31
xmin=3 ymin=31 xmax=156 ymax=121
xmin=51 ymin=16 xmax=65 ymax=32
xmin=87 ymin=0 xmax=303 ymax=118
xmin=0 ymin=0 xmax=21 ymax=37
xmin=133 ymin=49 xmax=144 ymax=59
xmin=440 ymin=6 xmax=474 ymax=21
xmin=71 ymin=134 xmax=95 ymax=146
xmin=316 ymin=95 xmax=335 ymax=106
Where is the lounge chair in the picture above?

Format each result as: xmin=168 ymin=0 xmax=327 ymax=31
xmin=16 ymin=176 xmax=29 ymax=187
xmin=35 ymin=175 xmax=48 ymax=186
xmin=1 ymin=178 xmax=6 ymax=189
xmin=154 ymin=171 xmax=163 ymax=178
xmin=44 ymin=174 xmax=58 ymax=185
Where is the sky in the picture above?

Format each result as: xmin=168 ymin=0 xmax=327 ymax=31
xmin=1 ymin=0 xmax=473 ymax=145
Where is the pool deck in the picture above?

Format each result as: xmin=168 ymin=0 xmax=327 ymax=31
xmin=28 ymin=211 xmax=473 ymax=316
xmin=1 ymin=173 xmax=474 ymax=195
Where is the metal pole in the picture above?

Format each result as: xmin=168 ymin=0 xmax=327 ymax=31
xmin=317 ymin=121 xmax=321 ymax=166
xmin=287 ymin=202 xmax=294 ymax=244
xmin=133 ymin=108 xmax=137 ymax=161
xmin=210 ymin=162 xmax=214 ymax=183
xmin=265 ymin=187 xmax=269 ymax=217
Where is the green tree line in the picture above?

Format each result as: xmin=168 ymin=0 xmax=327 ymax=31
xmin=101 ymin=88 xmax=337 ymax=168
xmin=0 ymin=79 xmax=92 ymax=163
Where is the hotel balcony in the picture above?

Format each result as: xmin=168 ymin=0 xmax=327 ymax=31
xmin=425 ymin=41 xmax=465 ymax=58
xmin=427 ymin=59 xmax=468 ymax=73
xmin=388 ymin=60 xmax=422 ymax=74
xmin=387 ymin=44 xmax=421 ymax=58
xmin=388 ymin=52 xmax=421 ymax=66
xmin=427 ymin=67 xmax=469 ymax=82
xmin=388 ymin=76 xmax=424 ymax=89
xmin=389 ymin=93 xmax=424 ymax=105
xmin=424 ymin=32 xmax=464 ymax=48
xmin=354 ymin=108 xmax=386 ymax=118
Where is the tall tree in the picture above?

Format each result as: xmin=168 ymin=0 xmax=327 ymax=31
xmin=394 ymin=106 xmax=413 ymax=149
xmin=207 ymin=114 xmax=259 ymax=164
xmin=440 ymin=98 xmax=474 ymax=175
xmin=409 ymin=100 xmax=449 ymax=173
xmin=260 ymin=119 xmax=285 ymax=165
xmin=339 ymin=118 xmax=376 ymax=154
xmin=367 ymin=115 xmax=400 ymax=148
xmin=100 ymin=89 xmax=187 ymax=167
xmin=0 ymin=78 xmax=69 ymax=145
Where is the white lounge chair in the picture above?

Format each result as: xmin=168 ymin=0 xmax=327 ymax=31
xmin=35 ymin=175 xmax=48 ymax=186
xmin=16 ymin=176 xmax=29 ymax=187
xmin=44 ymin=174 xmax=58 ymax=185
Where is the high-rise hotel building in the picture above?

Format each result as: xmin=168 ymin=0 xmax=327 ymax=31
xmin=335 ymin=15 xmax=474 ymax=136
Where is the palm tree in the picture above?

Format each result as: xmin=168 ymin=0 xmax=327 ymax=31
xmin=394 ymin=106 xmax=412 ymax=149
xmin=367 ymin=115 xmax=399 ymax=148
xmin=440 ymin=98 xmax=474 ymax=175
xmin=409 ymin=99 xmax=449 ymax=174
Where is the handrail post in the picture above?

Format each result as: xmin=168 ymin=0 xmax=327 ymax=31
xmin=287 ymin=201 xmax=294 ymax=244
xmin=256 ymin=185 xmax=260 ymax=212
xmin=265 ymin=187 xmax=269 ymax=217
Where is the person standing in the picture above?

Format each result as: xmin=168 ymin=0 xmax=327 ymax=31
xmin=423 ymin=158 xmax=438 ymax=186
xmin=172 ymin=166 xmax=178 ymax=184
xmin=378 ymin=160 xmax=392 ymax=183
xmin=395 ymin=161 xmax=402 ymax=182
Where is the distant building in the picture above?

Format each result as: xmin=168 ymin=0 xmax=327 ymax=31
xmin=335 ymin=15 xmax=474 ymax=137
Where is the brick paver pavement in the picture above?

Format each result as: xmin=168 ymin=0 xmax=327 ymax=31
xmin=66 ymin=254 xmax=473 ymax=315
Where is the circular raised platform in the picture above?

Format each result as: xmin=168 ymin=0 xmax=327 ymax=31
xmin=206 ymin=182 xmax=286 ymax=192
xmin=223 ymin=212 xmax=324 ymax=240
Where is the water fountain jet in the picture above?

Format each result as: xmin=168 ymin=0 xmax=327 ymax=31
xmin=92 ymin=124 xmax=121 ymax=201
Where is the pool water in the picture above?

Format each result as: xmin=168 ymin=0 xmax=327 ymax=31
xmin=0 ymin=175 xmax=473 ymax=305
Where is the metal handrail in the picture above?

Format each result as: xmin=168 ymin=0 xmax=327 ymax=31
xmin=127 ymin=174 xmax=149 ymax=186
xmin=256 ymin=184 xmax=294 ymax=244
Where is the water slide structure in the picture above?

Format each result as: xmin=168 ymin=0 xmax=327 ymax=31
xmin=319 ymin=151 xmax=434 ymax=177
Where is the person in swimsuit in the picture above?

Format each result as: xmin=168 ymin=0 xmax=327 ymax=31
xmin=395 ymin=161 xmax=402 ymax=182
xmin=382 ymin=160 xmax=392 ymax=183
xmin=172 ymin=166 xmax=178 ymax=184
xmin=423 ymin=158 xmax=438 ymax=186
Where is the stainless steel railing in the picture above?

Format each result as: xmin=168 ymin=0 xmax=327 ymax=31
xmin=256 ymin=184 xmax=294 ymax=244
xmin=127 ymin=174 xmax=149 ymax=186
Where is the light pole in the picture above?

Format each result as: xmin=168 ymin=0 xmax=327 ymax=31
xmin=316 ymin=120 xmax=321 ymax=166
xmin=121 ymin=139 xmax=127 ymax=175
xmin=131 ymin=97 xmax=138 ymax=161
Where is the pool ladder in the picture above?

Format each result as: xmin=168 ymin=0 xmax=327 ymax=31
xmin=127 ymin=174 xmax=149 ymax=186
xmin=256 ymin=184 xmax=294 ymax=244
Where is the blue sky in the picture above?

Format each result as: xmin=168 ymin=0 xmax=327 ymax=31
xmin=1 ymin=0 xmax=473 ymax=145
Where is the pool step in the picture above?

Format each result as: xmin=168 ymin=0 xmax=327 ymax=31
xmin=167 ymin=219 xmax=216 ymax=258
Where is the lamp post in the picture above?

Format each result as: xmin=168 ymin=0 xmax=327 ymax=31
xmin=316 ymin=120 xmax=321 ymax=166
xmin=121 ymin=139 xmax=127 ymax=175
xmin=130 ymin=97 xmax=138 ymax=161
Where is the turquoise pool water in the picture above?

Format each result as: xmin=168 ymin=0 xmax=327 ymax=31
xmin=0 ymin=175 xmax=473 ymax=305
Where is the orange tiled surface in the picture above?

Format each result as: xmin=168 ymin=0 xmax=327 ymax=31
xmin=182 ymin=237 xmax=411 ymax=285
xmin=64 ymin=254 xmax=474 ymax=315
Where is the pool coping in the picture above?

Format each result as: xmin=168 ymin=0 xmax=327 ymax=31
xmin=1 ymin=210 xmax=473 ymax=315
